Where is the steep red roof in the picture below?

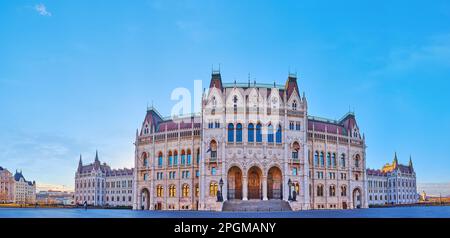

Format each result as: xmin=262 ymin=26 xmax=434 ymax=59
xmin=398 ymin=164 xmax=414 ymax=174
xmin=285 ymin=75 xmax=300 ymax=100
xmin=367 ymin=169 xmax=387 ymax=176
xmin=339 ymin=113 xmax=357 ymax=131
xmin=209 ymin=72 xmax=223 ymax=91
xmin=307 ymin=118 xmax=348 ymax=136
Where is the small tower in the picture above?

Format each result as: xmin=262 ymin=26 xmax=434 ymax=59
xmin=393 ymin=152 xmax=398 ymax=169
xmin=209 ymin=68 xmax=223 ymax=91
xmin=94 ymin=150 xmax=100 ymax=169
xmin=78 ymin=154 xmax=83 ymax=172
xmin=409 ymin=155 xmax=414 ymax=172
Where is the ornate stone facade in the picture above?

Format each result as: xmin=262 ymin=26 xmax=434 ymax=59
xmin=367 ymin=153 xmax=418 ymax=206
xmin=133 ymin=71 xmax=368 ymax=211
xmin=74 ymin=151 xmax=134 ymax=207
xmin=0 ymin=167 xmax=15 ymax=203
xmin=0 ymin=167 xmax=36 ymax=205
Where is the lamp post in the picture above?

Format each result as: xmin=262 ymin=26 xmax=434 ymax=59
xmin=218 ymin=178 xmax=224 ymax=202
xmin=288 ymin=179 xmax=292 ymax=201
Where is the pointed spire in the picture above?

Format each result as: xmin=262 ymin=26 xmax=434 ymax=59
xmin=393 ymin=152 xmax=398 ymax=167
xmin=78 ymin=154 xmax=83 ymax=172
xmin=95 ymin=150 xmax=99 ymax=162
xmin=409 ymin=155 xmax=413 ymax=168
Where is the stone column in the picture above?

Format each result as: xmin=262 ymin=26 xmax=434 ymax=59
xmin=243 ymin=176 xmax=248 ymax=200
xmin=263 ymin=176 xmax=268 ymax=200
xmin=137 ymin=190 xmax=142 ymax=210
xmin=222 ymin=141 xmax=227 ymax=202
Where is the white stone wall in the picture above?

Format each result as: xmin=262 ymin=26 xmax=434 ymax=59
xmin=105 ymin=175 xmax=133 ymax=207
xmin=74 ymin=171 xmax=106 ymax=206
xmin=13 ymin=179 xmax=35 ymax=204
xmin=367 ymin=170 xmax=418 ymax=206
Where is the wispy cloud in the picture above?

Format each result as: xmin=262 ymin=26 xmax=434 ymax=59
xmin=35 ymin=3 xmax=52 ymax=17
xmin=37 ymin=183 xmax=73 ymax=192
xmin=376 ymin=33 xmax=450 ymax=75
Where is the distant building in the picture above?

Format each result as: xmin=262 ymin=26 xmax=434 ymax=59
xmin=74 ymin=151 xmax=134 ymax=207
xmin=366 ymin=153 xmax=418 ymax=206
xmin=36 ymin=190 xmax=74 ymax=205
xmin=1 ymin=167 xmax=36 ymax=204
xmin=0 ymin=167 xmax=14 ymax=203
xmin=12 ymin=170 xmax=36 ymax=204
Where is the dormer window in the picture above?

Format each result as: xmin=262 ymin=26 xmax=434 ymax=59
xmin=233 ymin=96 xmax=238 ymax=114
xmin=211 ymin=97 xmax=216 ymax=115
xmin=144 ymin=124 xmax=149 ymax=134
xmin=292 ymin=100 xmax=297 ymax=111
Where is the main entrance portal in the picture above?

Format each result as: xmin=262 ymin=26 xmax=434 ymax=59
xmin=267 ymin=167 xmax=282 ymax=200
xmin=248 ymin=166 xmax=262 ymax=200
xmin=227 ymin=166 xmax=242 ymax=200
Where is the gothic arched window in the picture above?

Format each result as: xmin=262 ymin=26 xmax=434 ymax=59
xmin=228 ymin=123 xmax=234 ymax=142
xmin=157 ymin=152 xmax=163 ymax=168
xmin=292 ymin=142 xmax=300 ymax=160
xmin=267 ymin=123 xmax=274 ymax=143
xmin=173 ymin=150 xmax=178 ymax=165
xmin=210 ymin=140 xmax=217 ymax=160
xmin=320 ymin=152 xmax=325 ymax=167
xmin=355 ymin=154 xmax=361 ymax=168
xmin=317 ymin=185 xmax=324 ymax=196
xmin=209 ymin=182 xmax=218 ymax=197
xmin=182 ymin=184 xmax=190 ymax=197
xmin=329 ymin=185 xmax=336 ymax=197
xmin=276 ymin=125 xmax=282 ymax=143
xmin=181 ymin=150 xmax=186 ymax=165
xmin=142 ymin=152 xmax=148 ymax=167
xmin=187 ymin=149 xmax=192 ymax=165
xmin=256 ymin=123 xmax=262 ymax=142
xmin=341 ymin=185 xmax=347 ymax=196
xmin=236 ymin=123 xmax=243 ymax=142
xmin=340 ymin=153 xmax=346 ymax=168
xmin=168 ymin=151 xmax=173 ymax=166
xmin=248 ymin=123 xmax=255 ymax=142
xmin=327 ymin=153 xmax=331 ymax=167
xmin=332 ymin=153 xmax=337 ymax=168
xmin=314 ymin=151 xmax=319 ymax=166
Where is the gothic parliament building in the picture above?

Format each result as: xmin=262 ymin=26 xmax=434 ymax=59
xmin=133 ymin=71 xmax=368 ymax=211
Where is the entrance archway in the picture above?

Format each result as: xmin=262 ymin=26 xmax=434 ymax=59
xmin=267 ymin=167 xmax=282 ymax=200
xmin=353 ymin=188 xmax=362 ymax=209
xmin=227 ymin=166 xmax=243 ymax=200
xmin=247 ymin=166 xmax=262 ymax=200
xmin=140 ymin=188 xmax=150 ymax=210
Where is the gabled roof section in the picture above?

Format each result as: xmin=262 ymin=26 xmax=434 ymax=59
xmin=339 ymin=112 xmax=357 ymax=131
xmin=209 ymin=70 xmax=223 ymax=91
xmin=142 ymin=107 xmax=164 ymax=131
xmin=285 ymin=73 xmax=300 ymax=100
xmin=308 ymin=116 xmax=349 ymax=136
xmin=13 ymin=171 xmax=34 ymax=185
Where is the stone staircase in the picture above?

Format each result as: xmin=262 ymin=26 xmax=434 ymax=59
xmin=222 ymin=200 xmax=292 ymax=212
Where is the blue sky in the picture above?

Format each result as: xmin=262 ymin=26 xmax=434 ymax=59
xmin=1 ymin=0 xmax=450 ymax=190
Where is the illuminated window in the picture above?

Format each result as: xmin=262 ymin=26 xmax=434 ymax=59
xmin=209 ymin=182 xmax=218 ymax=197
xmin=182 ymin=184 xmax=190 ymax=197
